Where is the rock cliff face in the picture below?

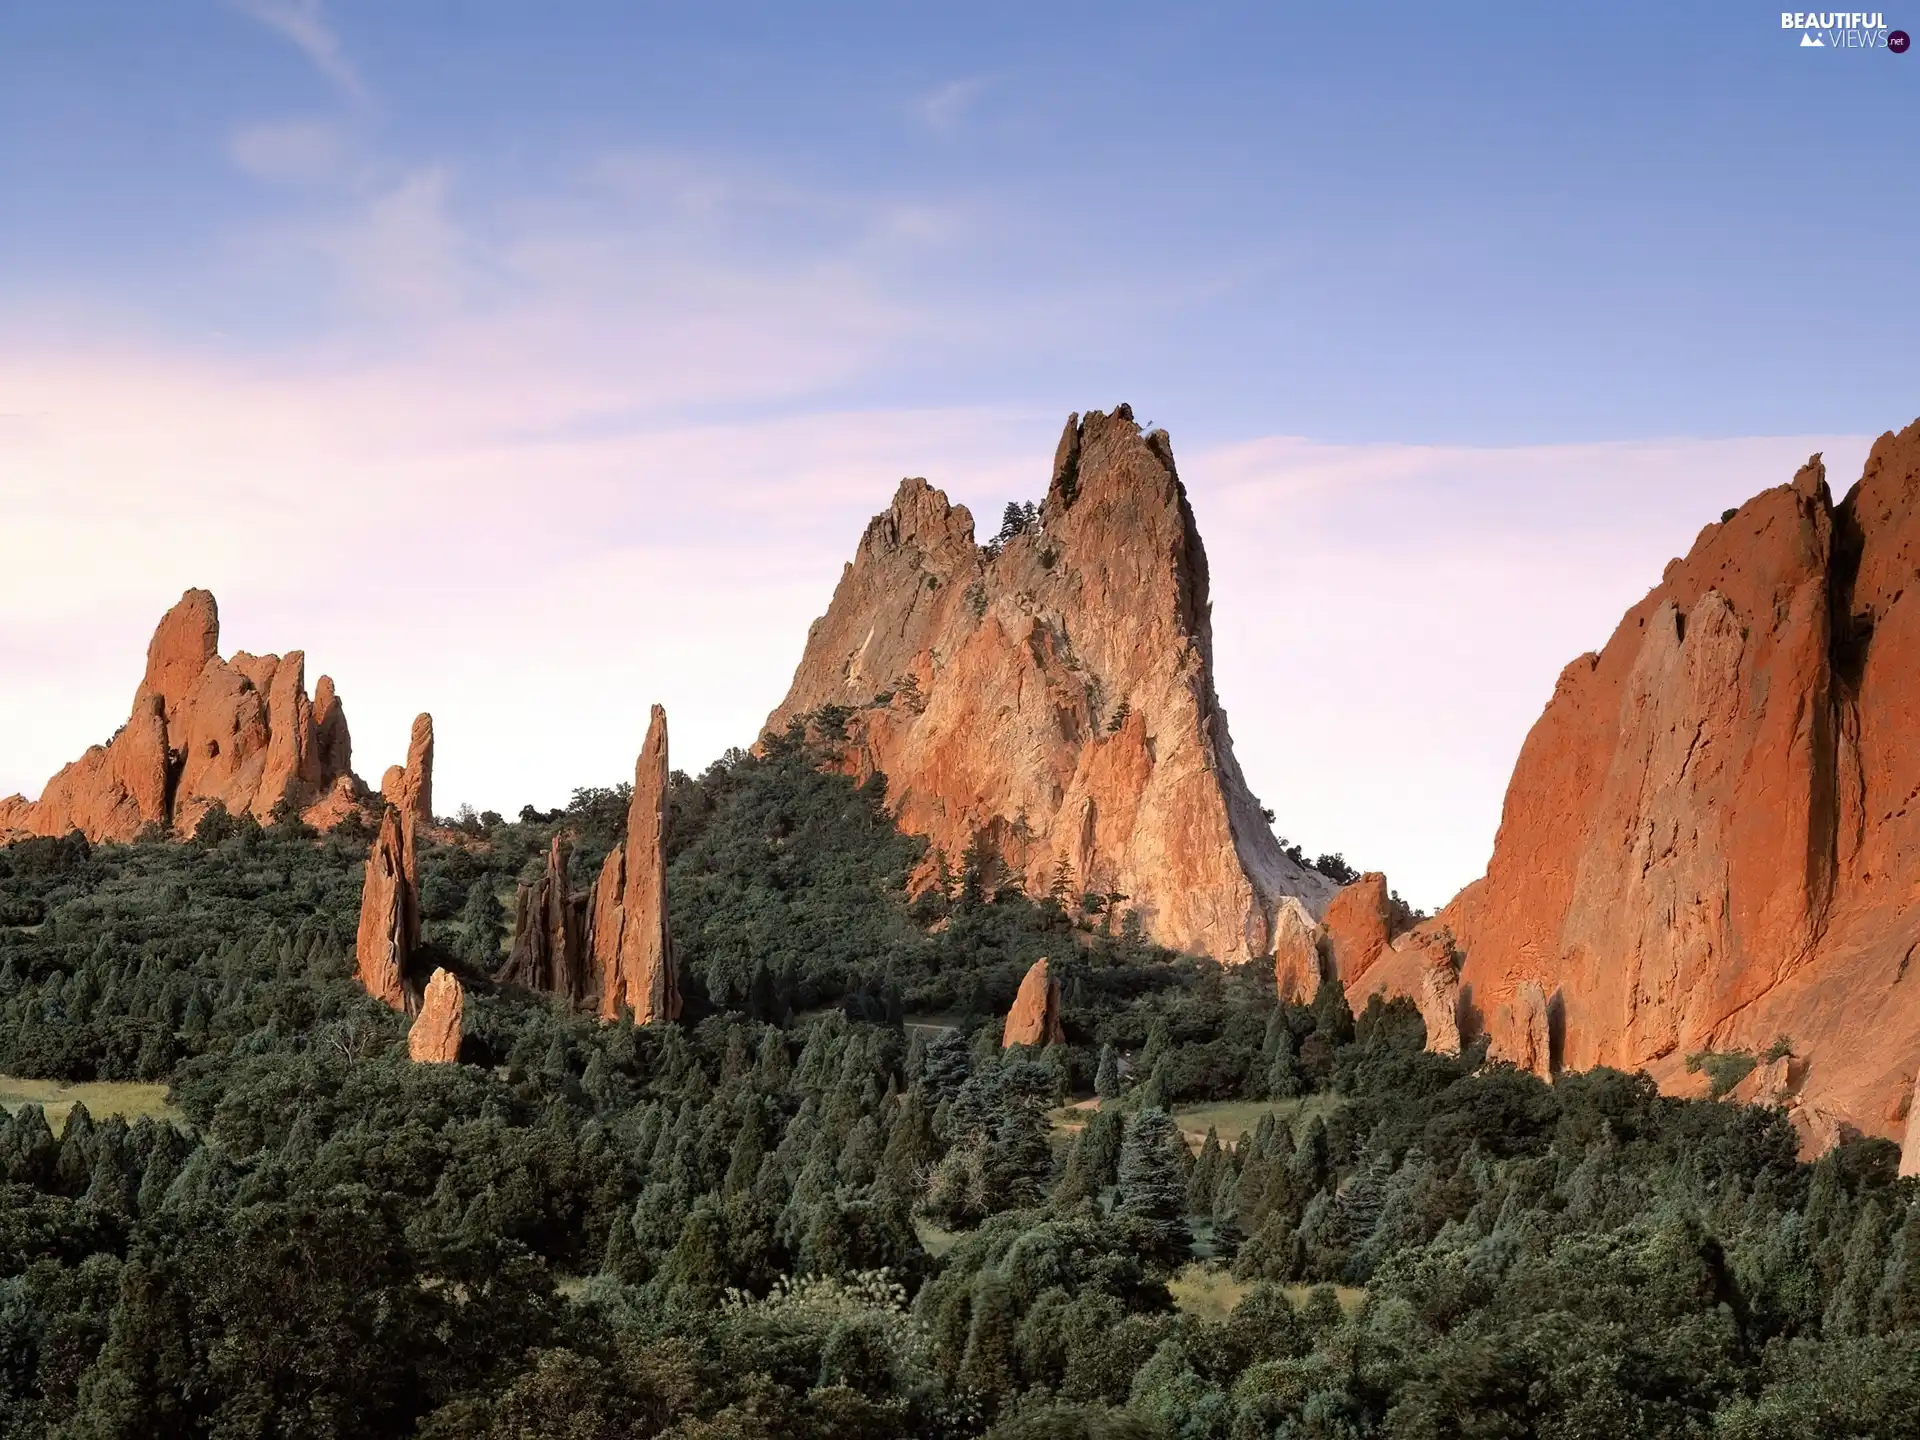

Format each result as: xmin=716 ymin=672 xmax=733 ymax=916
xmin=0 ymin=590 xmax=365 ymax=840
xmin=409 ymin=969 xmax=464 ymax=1063
xmin=498 ymin=833 xmax=591 ymax=1003
xmin=1323 ymin=873 xmax=1393 ymax=988
xmin=589 ymin=705 xmax=678 ymax=1024
xmin=380 ymin=714 xmax=434 ymax=824
xmin=767 ymin=407 xmax=1332 ymax=962
xmin=1002 ymin=957 xmax=1065 ymax=1047
xmin=1350 ymin=419 xmax=1920 ymax=1143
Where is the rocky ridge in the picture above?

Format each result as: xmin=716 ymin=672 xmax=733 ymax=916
xmin=0 ymin=589 xmax=365 ymax=840
xmin=767 ymin=406 xmax=1332 ymax=962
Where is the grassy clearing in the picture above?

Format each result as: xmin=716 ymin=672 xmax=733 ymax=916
xmin=0 ymin=1076 xmax=180 ymax=1136
xmin=913 ymin=1219 xmax=963 ymax=1257
xmin=1170 ymin=1265 xmax=1369 ymax=1321
xmin=1171 ymin=1092 xmax=1344 ymax=1149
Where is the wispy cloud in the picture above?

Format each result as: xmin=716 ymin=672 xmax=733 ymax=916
xmin=230 ymin=0 xmax=367 ymax=104
xmin=228 ymin=119 xmax=354 ymax=188
xmin=918 ymin=76 xmax=988 ymax=136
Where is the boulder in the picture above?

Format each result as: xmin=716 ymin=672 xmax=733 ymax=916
xmin=766 ymin=407 xmax=1333 ymax=962
xmin=1002 ymin=957 xmax=1066 ymax=1047
xmin=408 ymin=969 xmax=464 ymax=1063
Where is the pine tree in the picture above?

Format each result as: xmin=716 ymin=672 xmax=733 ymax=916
xmin=1189 ymin=1128 xmax=1224 ymax=1215
xmin=1117 ymin=1108 xmax=1191 ymax=1253
xmin=1826 ymin=1199 xmax=1891 ymax=1336
xmin=1094 ymin=1044 xmax=1121 ymax=1100
xmin=1874 ymin=1201 xmax=1920 ymax=1332
xmin=1267 ymin=1029 xmax=1303 ymax=1100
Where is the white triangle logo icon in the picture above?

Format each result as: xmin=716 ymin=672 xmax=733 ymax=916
xmin=1800 ymin=32 xmax=1825 ymax=45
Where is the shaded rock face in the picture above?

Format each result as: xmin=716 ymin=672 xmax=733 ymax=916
xmin=767 ymin=407 xmax=1333 ymax=962
xmin=1489 ymin=980 xmax=1553 ymax=1080
xmin=1002 ymin=957 xmax=1065 ymax=1047
xmin=1271 ymin=897 xmax=1326 ymax=1004
xmin=409 ymin=968 xmax=464 ymax=1063
xmin=0 ymin=589 xmax=364 ymax=841
xmin=1323 ymin=873 xmax=1394 ymax=987
xmin=1902 ymin=1072 xmax=1920 ymax=1178
xmin=589 ymin=706 xmax=678 ymax=1025
xmin=498 ymin=833 xmax=590 ymax=1003
xmin=355 ymin=806 xmax=416 ymax=1010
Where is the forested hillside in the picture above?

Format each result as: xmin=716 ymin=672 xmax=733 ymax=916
xmin=0 ymin=733 xmax=1915 ymax=1438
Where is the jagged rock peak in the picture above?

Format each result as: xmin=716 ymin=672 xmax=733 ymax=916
xmin=409 ymin=969 xmax=464 ymax=1063
xmin=768 ymin=406 xmax=1333 ymax=963
xmin=594 ymin=705 xmax=678 ymax=1025
xmin=0 ymin=588 xmax=365 ymax=842
xmin=1002 ymin=957 xmax=1065 ymax=1048
xmin=1271 ymin=898 xmax=1325 ymax=1004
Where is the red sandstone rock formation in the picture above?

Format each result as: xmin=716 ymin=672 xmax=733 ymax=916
xmin=380 ymin=714 xmax=435 ymax=824
xmin=590 ymin=706 xmax=678 ymax=1024
xmin=409 ymin=968 xmax=464 ymax=1063
xmin=766 ymin=406 xmax=1332 ymax=962
xmin=1002 ymin=957 xmax=1066 ymax=1047
xmin=1271 ymin=898 xmax=1326 ymax=1004
xmin=1490 ymin=980 xmax=1553 ymax=1079
xmin=0 ymin=589 xmax=365 ymax=841
xmin=1323 ymin=873 xmax=1394 ymax=987
xmin=498 ymin=832 xmax=591 ymax=1003
xmin=1353 ymin=419 xmax=1920 ymax=1143
xmin=355 ymin=806 xmax=415 ymax=1010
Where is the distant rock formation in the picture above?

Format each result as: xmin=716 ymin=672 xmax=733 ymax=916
xmin=1271 ymin=897 xmax=1326 ymax=1004
xmin=1348 ymin=419 xmax=1920 ymax=1145
xmin=355 ymin=805 xmax=416 ymax=1010
xmin=1002 ymin=957 xmax=1065 ymax=1047
xmin=767 ymin=406 xmax=1333 ymax=962
xmin=380 ymin=714 xmax=434 ymax=824
xmin=589 ymin=705 xmax=678 ymax=1024
xmin=498 ymin=832 xmax=590 ymax=1003
xmin=409 ymin=969 xmax=464 ymax=1063
xmin=1410 ymin=932 xmax=1463 ymax=1058
xmin=1322 ymin=873 xmax=1394 ymax=987
xmin=0 ymin=589 xmax=365 ymax=841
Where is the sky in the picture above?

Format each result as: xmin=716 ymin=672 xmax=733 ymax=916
xmin=0 ymin=3 xmax=1913 ymax=909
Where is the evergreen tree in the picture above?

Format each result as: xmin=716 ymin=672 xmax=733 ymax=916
xmin=1117 ymin=1108 xmax=1191 ymax=1253
xmin=1094 ymin=1044 xmax=1121 ymax=1101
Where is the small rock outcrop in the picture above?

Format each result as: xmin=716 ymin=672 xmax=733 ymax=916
xmin=1271 ymin=898 xmax=1325 ymax=1004
xmin=589 ymin=706 xmax=678 ymax=1024
xmin=409 ymin=969 xmax=464 ymax=1063
xmin=766 ymin=407 xmax=1333 ymax=962
xmin=1002 ymin=957 xmax=1065 ymax=1047
xmin=355 ymin=805 xmax=416 ymax=1010
xmin=1322 ymin=873 xmax=1394 ymax=987
xmin=498 ymin=833 xmax=590 ymax=1003
xmin=0 ymin=589 xmax=365 ymax=841
xmin=1412 ymin=933 xmax=1463 ymax=1058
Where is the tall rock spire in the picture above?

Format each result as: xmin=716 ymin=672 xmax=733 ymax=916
xmin=590 ymin=705 xmax=678 ymax=1024
xmin=766 ymin=406 xmax=1331 ymax=962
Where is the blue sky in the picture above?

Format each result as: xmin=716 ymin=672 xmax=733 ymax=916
xmin=0 ymin=3 xmax=1913 ymax=906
